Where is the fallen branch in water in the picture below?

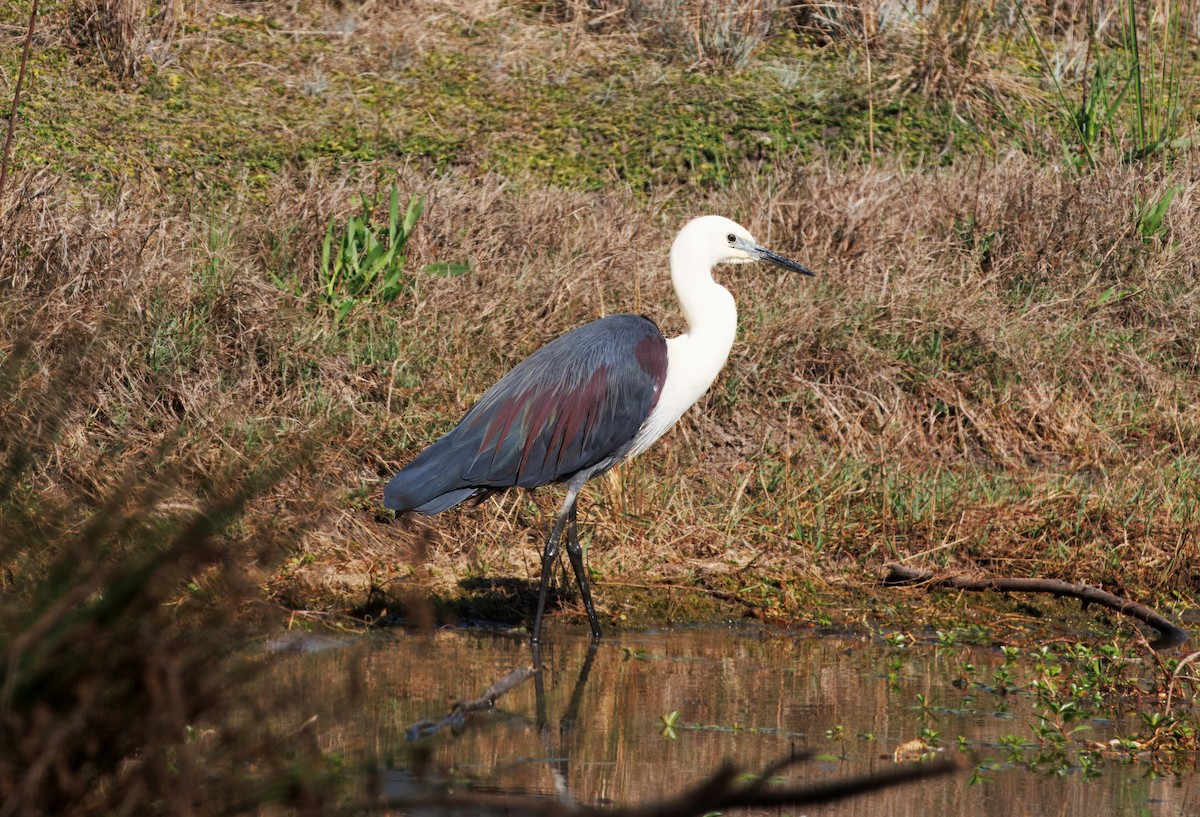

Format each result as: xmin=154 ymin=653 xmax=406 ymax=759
xmin=379 ymin=749 xmax=963 ymax=815
xmin=883 ymin=563 xmax=1189 ymax=649
xmin=405 ymin=665 xmax=536 ymax=740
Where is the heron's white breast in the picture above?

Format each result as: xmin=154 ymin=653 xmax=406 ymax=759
xmin=625 ymin=315 xmax=737 ymax=460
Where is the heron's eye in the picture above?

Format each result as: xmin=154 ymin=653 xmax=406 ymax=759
xmin=726 ymin=233 xmax=736 ymax=245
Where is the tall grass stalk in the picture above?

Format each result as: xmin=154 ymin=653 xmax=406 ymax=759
xmin=1121 ymin=0 xmax=1193 ymax=164
xmin=1022 ymin=0 xmax=1195 ymax=171
xmin=0 ymin=0 xmax=38 ymax=210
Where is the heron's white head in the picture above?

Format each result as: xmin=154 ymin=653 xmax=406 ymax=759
xmin=671 ymin=215 xmax=814 ymax=278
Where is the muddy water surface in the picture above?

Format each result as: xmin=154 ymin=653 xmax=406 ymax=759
xmin=266 ymin=626 xmax=1198 ymax=815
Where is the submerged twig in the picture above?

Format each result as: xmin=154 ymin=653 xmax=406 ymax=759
xmin=1163 ymin=650 xmax=1200 ymax=715
xmin=405 ymin=665 xmax=535 ymax=740
xmin=883 ymin=563 xmax=1189 ymax=649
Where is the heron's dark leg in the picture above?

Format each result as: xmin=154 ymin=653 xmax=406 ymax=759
xmin=532 ymin=505 xmax=570 ymax=645
xmin=564 ymin=501 xmax=602 ymax=640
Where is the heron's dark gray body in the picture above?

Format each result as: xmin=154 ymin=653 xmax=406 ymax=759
xmin=384 ymin=314 xmax=668 ymax=516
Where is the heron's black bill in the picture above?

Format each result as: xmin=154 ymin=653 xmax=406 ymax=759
xmin=753 ymin=245 xmax=815 ymax=277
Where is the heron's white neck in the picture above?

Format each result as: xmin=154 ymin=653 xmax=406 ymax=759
xmin=669 ymin=240 xmax=739 ymax=358
xmin=626 ymin=244 xmax=738 ymax=459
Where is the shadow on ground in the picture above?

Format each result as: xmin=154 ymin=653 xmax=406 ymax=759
xmin=353 ymin=575 xmax=590 ymax=633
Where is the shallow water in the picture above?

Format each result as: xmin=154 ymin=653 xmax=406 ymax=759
xmin=265 ymin=625 xmax=1199 ymax=815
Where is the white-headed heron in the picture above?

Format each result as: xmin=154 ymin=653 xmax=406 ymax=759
xmin=384 ymin=216 xmax=814 ymax=642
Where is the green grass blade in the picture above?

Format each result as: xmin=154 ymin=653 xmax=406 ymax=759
xmin=402 ymin=195 xmax=424 ymax=240
xmin=423 ymin=262 xmax=469 ymax=277
xmin=1126 ymin=0 xmax=1145 ymax=158
xmin=320 ymin=218 xmax=335 ymax=297
xmin=1016 ymin=0 xmax=1095 ymax=168
xmin=388 ymin=184 xmax=400 ymax=243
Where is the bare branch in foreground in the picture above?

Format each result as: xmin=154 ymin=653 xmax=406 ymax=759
xmin=0 ymin=0 xmax=38 ymax=208
xmin=379 ymin=751 xmax=963 ymax=815
xmin=405 ymin=665 xmax=536 ymax=740
xmin=883 ymin=563 xmax=1189 ymax=650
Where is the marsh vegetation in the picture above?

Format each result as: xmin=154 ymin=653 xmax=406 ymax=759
xmin=3 ymin=0 xmax=1200 ymax=813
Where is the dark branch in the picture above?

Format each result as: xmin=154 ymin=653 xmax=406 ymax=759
xmin=377 ymin=752 xmax=963 ymax=815
xmin=470 ymin=665 xmax=537 ymax=710
xmin=405 ymin=665 xmax=536 ymax=740
xmin=883 ymin=563 xmax=1189 ymax=650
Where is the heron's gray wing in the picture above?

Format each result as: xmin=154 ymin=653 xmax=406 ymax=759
xmin=383 ymin=314 xmax=667 ymax=514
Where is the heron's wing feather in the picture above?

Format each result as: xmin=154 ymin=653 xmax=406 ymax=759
xmin=383 ymin=315 xmax=667 ymax=514
xmin=457 ymin=314 xmax=667 ymax=487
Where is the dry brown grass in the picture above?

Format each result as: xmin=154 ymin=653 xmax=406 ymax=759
xmin=64 ymin=0 xmax=179 ymax=83
xmin=6 ymin=137 xmax=1200 ymax=626
xmin=2 ymin=2 xmax=1198 ymax=622
xmin=566 ymin=0 xmax=783 ymax=66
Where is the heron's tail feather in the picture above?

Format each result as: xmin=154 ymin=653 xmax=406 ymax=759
xmin=383 ymin=440 xmax=481 ymax=515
